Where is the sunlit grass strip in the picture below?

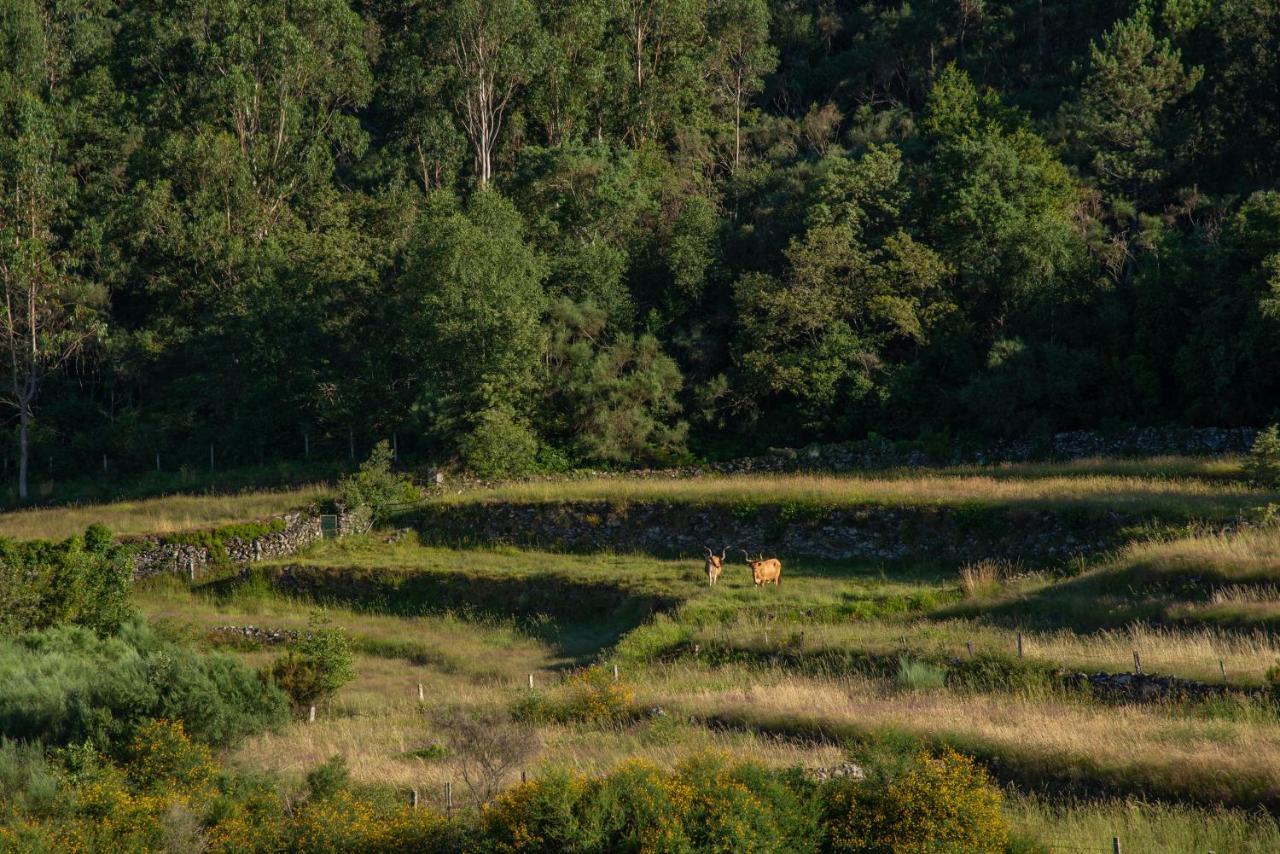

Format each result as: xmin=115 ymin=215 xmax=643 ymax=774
xmin=660 ymin=669 xmax=1280 ymax=809
xmin=688 ymin=616 xmax=1280 ymax=684
xmin=0 ymin=485 xmax=327 ymax=541
xmin=1007 ymin=795 xmax=1280 ymax=854
xmin=427 ymin=471 xmax=1272 ymax=516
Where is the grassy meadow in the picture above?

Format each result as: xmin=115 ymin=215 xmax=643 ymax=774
xmin=0 ymin=484 xmax=326 ymax=541
xmin=427 ymin=463 xmax=1278 ymax=519
xmin=13 ymin=453 xmax=1280 ymax=849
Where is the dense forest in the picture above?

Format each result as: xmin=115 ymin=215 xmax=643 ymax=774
xmin=2 ymin=0 xmax=1279 ymax=491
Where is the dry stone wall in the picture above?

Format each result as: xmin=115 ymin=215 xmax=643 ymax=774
xmin=130 ymin=511 xmax=323 ymax=580
xmin=408 ymin=501 xmax=1154 ymax=564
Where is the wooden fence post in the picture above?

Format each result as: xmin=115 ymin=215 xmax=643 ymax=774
xmin=1113 ymin=836 xmax=1121 ymax=854
xmin=613 ymin=663 xmax=619 ymax=681
xmin=417 ymin=683 xmax=424 ymax=702
xmin=528 ymin=673 xmax=534 ymax=689
xmin=308 ymin=705 xmax=316 ymax=723
xmin=410 ymin=788 xmax=419 ymax=809
xmin=446 ymin=781 xmax=453 ymax=819
xmin=966 ymin=641 xmax=974 ymax=658
xmin=1016 ymin=633 xmax=1023 ymax=659
xmin=1133 ymin=651 xmax=1142 ymax=675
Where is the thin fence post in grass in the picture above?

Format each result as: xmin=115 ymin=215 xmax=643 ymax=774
xmin=521 ymin=770 xmax=526 ymax=784
xmin=417 ymin=683 xmax=424 ymax=702
xmin=410 ymin=788 xmax=419 ymax=809
xmin=189 ymin=556 xmax=196 ymax=583
xmin=764 ymin=629 xmax=769 ymax=646
xmin=1113 ymin=836 xmax=1121 ymax=854
xmin=1133 ymin=651 xmax=1142 ymax=675
xmin=446 ymin=782 xmax=453 ymax=819
xmin=528 ymin=673 xmax=534 ymax=689
xmin=1220 ymin=660 xmax=1227 ymax=680
xmin=308 ymin=705 xmax=316 ymax=723
xmin=1016 ymin=633 xmax=1024 ymax=659
xmin=966 ymin=641 xmax=974 ymax=658
xmin=613 ymin=663 xmax=619 ymax=681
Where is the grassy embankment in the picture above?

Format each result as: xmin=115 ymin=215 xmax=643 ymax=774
xmin=0 ymin=484 xmax=327 ymax=541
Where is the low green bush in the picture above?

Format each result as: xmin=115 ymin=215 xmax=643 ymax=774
xmin=0 ymin=619 xmax=288 ymax=751
xmin=822 ymin=748 xmax=1009 ymax=853
xmin=269 ymin=613 xmax=356 ymax=710
xmin=947 ymin=653 xmax=1058 ymax=694
xmin=1245 ymin=425 xmax=1280 ymax=489
xmin=0 ymin=525 xmax=133 ymax=637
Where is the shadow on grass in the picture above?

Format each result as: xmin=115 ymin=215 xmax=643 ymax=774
xmin=197 ymin=565 xmax=678 ymax=665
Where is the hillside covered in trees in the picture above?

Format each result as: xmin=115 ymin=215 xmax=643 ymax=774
xmin=3 ymin=0 xmax=1279 ymax=488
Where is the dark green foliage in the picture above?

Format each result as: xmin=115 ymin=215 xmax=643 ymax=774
xmin=269 ymin=612 xmax=356 ymax=709
xmin=6 ymin=0 xmax=1280 ymax=479
xmin=305 ymin=754 xmax=351 ymax=800
xmin=1245 ymin=425 xmax=1280 ymax=489
xmin=0 ymin=527 xmax=133 ymax=637
xmin=338 ymin=440 xmax=420 ymax=524
xmin=0 ymin=620 xmax=288 ymax=751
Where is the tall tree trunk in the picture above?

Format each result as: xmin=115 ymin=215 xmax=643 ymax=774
xmin=18 ymin=401 xmax=29 ymax=500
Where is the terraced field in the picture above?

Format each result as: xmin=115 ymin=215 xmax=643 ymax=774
xmin=124 ymin=458 xmax=1280 ymax=849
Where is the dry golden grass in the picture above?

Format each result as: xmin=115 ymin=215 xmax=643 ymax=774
xmin=227 ymin=654 xmax=843 ymax=811
xmin=0 ymin=485 xmax=327 ymax=540
xmin=700 ymin=615 xmax=1280 ymax=683
xmin=660 ymin=667 xmax=1280 ymax=803
xmin=430 ymin=471 xmax=1269 ymax=515
xmin=1116 ymin=523 xmax=1280 ymax=584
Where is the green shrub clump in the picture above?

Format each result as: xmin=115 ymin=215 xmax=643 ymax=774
xmin=338 ymin=440 xmax=421 ymax=531
xmin=822 ymin=748 xmax=1009 ymax=853
xmin=270 ymin=613 xmax=356 ymax=709
xmin=0 ymin=620 xmax=288 ymax=752
xmin=512 ymin=665 xmax=637 ymax=727
xmin=460 ymin=405 xmax=540 ymax=479
xmin=0 ymin=525 xmax=133 ymax=637
xmin=1245 ymin=424 xmax=1280 ymax=489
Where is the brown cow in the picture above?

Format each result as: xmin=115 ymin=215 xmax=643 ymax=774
xmin=741 ymin=549 xmax=782 ymax=587
xmin=703 ymin=546 xmax=727 ymax=586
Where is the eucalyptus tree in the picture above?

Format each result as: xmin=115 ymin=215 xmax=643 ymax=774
xmin=0 ymin=0 xmax=108 ymax=498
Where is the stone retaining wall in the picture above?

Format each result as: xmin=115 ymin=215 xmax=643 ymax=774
xmin=409 ymin=501 xmax=1152 ymax=563
xmin=131 ymin=511 xmax=323 ymax=580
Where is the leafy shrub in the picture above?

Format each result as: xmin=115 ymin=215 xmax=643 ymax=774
xmin=0 ymin=620 xmax=288 ymax=751
xmin=125 ymin=719 xmax=216 ymax=793
xmin=1245 ymin=425 xmax=1280 ymax=489
xmin=0 ymin=526 xmax=133 ymax=637
xmin=460 ymin=406 xmax=539 ymax=478
xmin=513 ymin=665 xmax=638 ymax=727
xmin=562 ymin=666 xmax=637 ymax=725
xmin=676 ymin=752 xmax=821 ymax=853
xmin=338 ymin=440 xmax=420 ymax=530
xmin=476 ymin=770 xmax=587 ymax=853
xmin=580 ymin=759 xmax=693 ymax=851
xmin=305 ymin=754 xmax=351 ymax=800
xmin=269 ymin=613 xmax=356 ymax=710
xmin=822 ymin=748 xmax=1009 ymax=853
